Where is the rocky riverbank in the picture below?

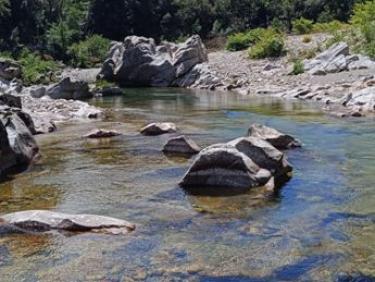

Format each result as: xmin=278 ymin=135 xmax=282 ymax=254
xmin=206 ymin=36 xmax=375 ymax=118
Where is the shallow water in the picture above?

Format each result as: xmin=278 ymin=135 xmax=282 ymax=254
xmin=0 ymin=88 xmax=374 ymax=281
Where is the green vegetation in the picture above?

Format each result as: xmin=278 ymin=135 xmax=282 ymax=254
xmin=351 ymin=0 xmax=375 ymax=58
xmin=68 ymin=35 xmax=110 ymax=68
xmin=248 ymin=29 xmax=285 ymax=59
xmin=291 ymin=60 xmax=304 ymax=75
xmin=302 ymin=35 xmax=312 ymax=43
xmin=226 ymin=28 xmax=268 ymax=51
xmin=17 ymin=49 xmax=60 ymax=85
xmin=0 ymin=0 xmax=372 ymax=66
xmin=292 ymin=18 xmax=314 ymax=35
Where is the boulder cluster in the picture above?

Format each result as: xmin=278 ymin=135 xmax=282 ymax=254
xmin=99 ymin=35 xmax=221 ymax=88
xmin=180 ymin=124 xmax=300 ymax=195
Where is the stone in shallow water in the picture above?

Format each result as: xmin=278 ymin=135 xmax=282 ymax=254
xmin=180 ymin=143 xmax=273 ymax=194
xmin=0 ymin=210 xmax=135 ymax=235
xmin=163 ymin=135 xmax=201 ymax=155
xmin=84 ymin=129 xmax=122 ymax=139
xmin=140 ymin=122 xmax=177 ymax=136
xmin=248 ymin=124 xmax=302 ymax=150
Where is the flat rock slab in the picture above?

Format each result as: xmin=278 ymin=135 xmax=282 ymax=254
xmin=84 ymin=129 xmax=122 ymax=139
xmin=0 ymin=210 xmax=135 ymax=235
xmin=140 ymin=122 xmax=177 ymax=136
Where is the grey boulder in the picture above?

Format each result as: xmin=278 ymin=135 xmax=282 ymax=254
xmin=0 ymin=58 xmax=22 ymax=81
xmin=0 ymin=210 xmax=135 ymax=235
xmin=0 ymin=107 xmax=39 ymax=177
xmin=140 ymin=122 xmax=177 ymax=136
xmin=304 ymin=42 xmax=350 ymax=75
xmin=248 ymin=124 xmax=302 ymax=149
xmin=47 ymin=77 xmax=93 ymax=100
xmin=163 ymin=135 xmax=201 ymax=155
xmin=180 ymin=143 xmax=272 ymax=193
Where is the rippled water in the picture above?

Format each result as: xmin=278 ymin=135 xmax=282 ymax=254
xmin=0 ymin=88 xmax=374 ymax=281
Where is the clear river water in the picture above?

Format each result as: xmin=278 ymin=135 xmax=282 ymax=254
xmin=0 ymin=88 xmax=374 ymax=281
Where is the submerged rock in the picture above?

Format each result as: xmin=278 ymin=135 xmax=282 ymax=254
xmin=248 ymin=124 xmax=302 ymax=149
xmin=99 ymin=35 xmax=219 ymax=88
xmin=0 ymin=210 xmax=135 ymax=235
xmin=47 ymin=77 xmax=93 ymax=100
xmin=163 ymin=135 xmax=201 ymax=155
xmin=140 ymin=122 xmax=177 ymax=136
xmin=84 ymin=129 xmax=122 ymax=139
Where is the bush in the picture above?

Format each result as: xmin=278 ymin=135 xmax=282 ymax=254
xmin=302 ymin=35 xmax=312 ymax=43
xmin=312 ymin=20 xmax=349 ymax=33
xmin=351 ymin=0 xmax=375 ymax=58
xmin=248 ymin=29 xmax=285 ymax=59
xmin=291 ymin=60 xmax=304 ymax=75
xmin=226 ymin=28 xmax=270 ymax=51
xmin=292 ymin=18 xmax=314 ymax=34
xmin=68 ymin=35 xmax=110 ymax=68
xmin=17 ymin=49 xmax=59 ymax=85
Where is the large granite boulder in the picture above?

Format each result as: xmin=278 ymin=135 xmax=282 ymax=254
xmin=180 ymin=136 xmax=293 ymax=195
xmin=180 ymin=143 xmax=272 ymax=193
xmin=99 ymin=35 xmax=216 ymax=87
xmin=47 ymin=77 xmax=93 ymax=100
xmin=0 ymin=210 xmax=135 ymax=235
xmin=140 ymin=122 xmax=177 ymax=136
xmin=163 ymin=135 xmax=201 ymax=155
xmin=248 ymin=124 xmax=302 ymax=149
xmin=0 ymin=58 xmax=22 ymax=81
xmin=0 ymin=106 xmax=39 ymax=177
xmin=0 ymin=94 xmax=22 ymax=109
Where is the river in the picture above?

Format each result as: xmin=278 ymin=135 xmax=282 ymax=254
xmin=0 ymin=88 xmax=374 ymax=281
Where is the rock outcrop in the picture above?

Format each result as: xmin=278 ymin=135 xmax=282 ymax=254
xmin=304 ymin=42 xmax=375 ymax=75
xmin=99 ymin=35 xmax=219 ymax=88
xmin=163 ymin=135 xmax=201 ymax=155
xmin=248 ymin=124 xmax=302 ymax=149
xmin=180 ymin=136 xmax=293 ymax=195
xmin=47 ymin=77 xmax=93 ymax=100
xmin=0 ymin=105 xmax=39 ymax=177
xmin=0 ymin=210 xmax=135 ymax=235
xmin=343 ymin=87 xmax=375 ymax=113
xmin=140 ymin=122 xmax=177 ymax=136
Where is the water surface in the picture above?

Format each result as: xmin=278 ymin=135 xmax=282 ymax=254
xmin=0 ymin=88 xmax=374 ymax=281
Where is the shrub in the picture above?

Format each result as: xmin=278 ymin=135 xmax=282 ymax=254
xmin=291 ymin=60 xmax=304 ymax=75
xmin=226 ymin=32 xmax=253 ymax=51
xmin=351 ymin=0 xmax=375 ymax=58
xmin=292 ymin=18 xmax=314 ymax=34
xmin=17 ymin=49 xmax=59 ymax=85
xmin=68 ymin=35 xmax=110 ymax=68
xmin=302 ymin=35 xmax=312 ymax=43
xmin=248 ymin=29 xmax=285 ymax=59
xmin=312 ymin=20 xmax=349 ymax=33
xmin=226 ymin=28 xmax=271 ymax=51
